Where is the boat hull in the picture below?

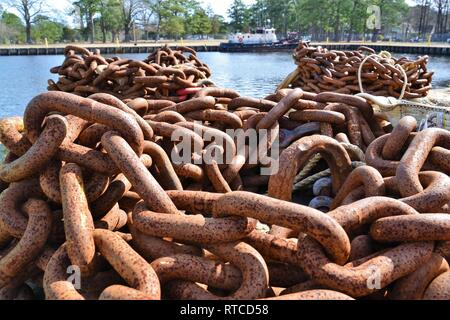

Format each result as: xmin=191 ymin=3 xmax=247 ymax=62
xmin=219 ymin=42 xmax=298 ymax=53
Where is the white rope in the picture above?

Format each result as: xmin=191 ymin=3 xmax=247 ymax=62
xmin=357 ymin=51 xmax=408 ymax=100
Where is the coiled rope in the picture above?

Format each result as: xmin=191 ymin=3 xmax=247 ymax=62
xmin=357 ymin=51 xmax=409 ymax=106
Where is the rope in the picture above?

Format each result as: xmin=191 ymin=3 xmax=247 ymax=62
xmin=277 ymin=67 xmax=302 ymax=91
xmin=293 ymin=153 xmax=323 ymax=184
xmin=357 ymin=51 xmax=408 ymax=101
xmin=292 ymin=141 xmax=365 ymax=189
xmin=293 ymin=161 xmax=366 ymax=191
xmin=293 ymin=168 xmax=331 ymax=191
xmin=340 ymin=143 xmax=366 ymax=162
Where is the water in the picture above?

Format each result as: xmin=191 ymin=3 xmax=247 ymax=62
xmin=0 ymin=52 xmax=449 ymax=118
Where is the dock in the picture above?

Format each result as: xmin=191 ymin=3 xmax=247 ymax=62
xmin=218 ymin=42 xmax=450 ymax=55
xmin=1 ymin=41 xmax=449 ymax=56
xmin=0 ymin=41 xmax=222 ymax=56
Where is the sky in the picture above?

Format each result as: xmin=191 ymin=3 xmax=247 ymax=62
xmin=202 ymin=0 xmax=255 ymax=17
xmin=8 ymin=0 xmax=256 ymax=18
xmin=203 ymin=0 xmax=417 ymax=14
xmin=43 ymin=0 xmax=416 ymax=16
xmin=205 ymin=0 xmax=417 ymax=17
xmin=4 ymin=0 xmax=417 ymax=25
xmin=2 ymin=0 xmax=256 ymax=25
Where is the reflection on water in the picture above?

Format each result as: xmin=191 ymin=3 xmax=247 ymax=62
xmin=0 ymin=51 xmax=449 ymax=118
xmin=197 ymin=52 xmax=295 ymax=97
xmin=0 ymin=55 xmax=61 ymax=118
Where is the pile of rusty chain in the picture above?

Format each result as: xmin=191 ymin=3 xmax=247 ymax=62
xmin=289 ymin=42 xmax=433 ymax=99
xmin=0 ymin=87 xmax=449 ymax=300
xmin=48 ymin=45 xmax=213 ymax=102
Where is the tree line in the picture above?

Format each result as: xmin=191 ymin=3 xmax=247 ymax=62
xmin=0 ymin=0 xmax=449 ymax=45
xmin=0 ymin=0 xmax=227 ymax=44
xmin=228 ymin=0 xmax=450 ymax=42
xmin=414 ymin=0 xmax=449 ymax=40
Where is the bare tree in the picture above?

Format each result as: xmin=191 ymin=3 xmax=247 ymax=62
xmin=136 ymin=6 xmax=155 ymax=41
xmin=147 ymin=0 xmax=164 ymax=41
xmin=433 ymin=0 xmax=449 ymax=36
xmin=6 ymin=0 xmax=45 ymax=44
xmin=417 ymin=0 xmax=432 ymax=37
xmin=73 ymin=0 xmax=99 ymax=44
xmin=122 ymin=0 xmax=142 ymax=42
xmin=445 ymin=0 xmax=450 ymax=33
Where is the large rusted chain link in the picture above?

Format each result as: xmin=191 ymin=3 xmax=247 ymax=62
xmin=92 ymin=229 xmax=161 ymax=300
xmin=267 ymin=134 xmax=353 ymax=237
xmin=366 ymin=126 xmax=449 ymax=178
xmin=128 ymin=220 xmax=204 ymax=262
xmin=150 ymin=254 xmax=242 ymax=292
xmin=43 ymin=244 xmax=85 ymax=300
xmin=49 ymin=45 xmax=213 ymax=101
xmin=40 ymin=160 xmax=109 ymax=204
xmin=0 ymin=115 xmax=68 ymax=183
xmin=243 ymin=230 xmax=303 ymax=267
xmin=101 ymin=131 xmax=178 ymax=214
xmin=261 ymin=290 xmax=354 ymax=300
xmin=60 ymin=163 xmax=96 ymax=274
xmin=265 ymin=88 xmax=379 ymax=133
xmin=0 ymin=199 xmax=52 ymax=287
xmin=268 ymin=135 xmax=352 ymax=199
xmin=297 ymin=238 xmax=434 ymax=297
xmin=132 ymin=200 xmax=257 ymax=244
xmin=330 ymin=165 xmax=385 ymax=209
xmin=396 ymin=128 xmax=450 ymax=197
xmin=256 ymin=88 xmax=304 ymax=130
xmin=167 ymin=190 xmax=351 ymax=265
xmin=0 ymin=117 xmax=32 ymax=156
xmin=0 ymin=178 xmax=45 ymax=238
xmin=88 ymin=93 xmax=154 ymax=140
xmin=288 ymin=42 xmax=432 ymax=98
xmin=423 ymin=270 xmax=450 ymax=300
xmin=163 ymin=242 xmax=269 ymax=300
xmin=389 ymin=253 xmax=449 ymax=300
xmin=382 ymin=115 xmax=417 ymax=160
xmin=370 ymin=214 xmax=450 ymax=243
xmin=429 ymin=146 xmax=450 ymax=174
xmin=24 ymin=91 xmax=144 ymax=155
xmin=43 ymin=232 xmax=161 ymax=301
xmin=337 ymin=171 xmax=450 ymax=213
xmin=384 ymin=171 xmax=450 ymax=212
xmin=1 ymin=46 xmax=450 ymax=300
xmin=328 ymin=196 xmax=420 ymax=233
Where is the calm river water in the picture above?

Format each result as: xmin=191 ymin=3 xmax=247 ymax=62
xmin=0 ymin=51 xmax=449 ymax=118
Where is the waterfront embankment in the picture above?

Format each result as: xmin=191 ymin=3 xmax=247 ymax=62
xmin=1 ymin=40 xmax=450 ymax=56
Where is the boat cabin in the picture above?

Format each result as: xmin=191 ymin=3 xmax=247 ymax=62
xmin=228 ymin=28 xmax=278 ymax=45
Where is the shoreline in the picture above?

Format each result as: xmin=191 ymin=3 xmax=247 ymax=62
xmin=1 ymin=41 xmax=450 ymax=56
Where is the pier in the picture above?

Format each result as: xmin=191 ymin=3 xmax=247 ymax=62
xmin=0 ymin=41 xmax=450 ymax=56
xmin=218 ymin=42 xmax=450 ymax=55
xmin=0 ymin=45 xmax=220 ymax=56
xmin=0 ymin=41 xmax=222 ymax=56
